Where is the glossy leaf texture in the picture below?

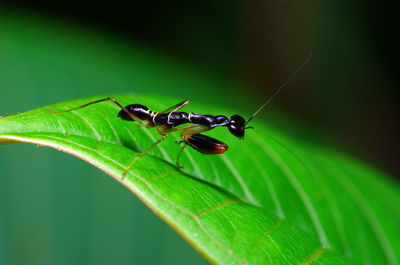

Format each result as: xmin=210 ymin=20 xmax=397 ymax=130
xmin=0 ymin=94 xmax=399 ymax=265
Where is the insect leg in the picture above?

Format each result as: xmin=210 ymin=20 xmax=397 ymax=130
xmin=123 ymin=124 xmax=206 ymax=176
xmin=165 ymin=124 xmax=228 ymax=168
xmin=175 ymin=143 xmax=187 ymax=168
xmin=160 ymin=124 xmax=212 ymax=168
xmin=181 ymin=134 xmax=228 ymax=155
xmin=160 ymin=100 xmax=190 ymax=113
xmin=122 ymin=127 xmax=169 ymax=178
xmin=46 ymin=97 xmax=151 ymax=127
xmin=177 ymin=125 xmax=228 ymax=154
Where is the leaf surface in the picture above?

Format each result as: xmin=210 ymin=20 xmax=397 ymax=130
xmin=1 ymin=94 xmax=399 ymax=265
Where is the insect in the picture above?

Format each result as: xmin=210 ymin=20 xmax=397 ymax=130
xmin=48 ymin=53 xmax=311 ymax=177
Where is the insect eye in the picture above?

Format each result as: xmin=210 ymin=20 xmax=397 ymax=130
xmin=228 ymin=115 xmax=245 ymax=138
xmin=230 ymin=115 xmax=246 ymax=126
xmin=228 ymin=125 xmax=245 ymax=138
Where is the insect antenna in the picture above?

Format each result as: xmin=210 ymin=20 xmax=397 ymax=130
xmin=246 ymin=126 xmax=313 ymax=177
xmin=244 ymin=52 xmax=314 ymax=177
xmin=246 ymin=52 xmax=312 ymax=124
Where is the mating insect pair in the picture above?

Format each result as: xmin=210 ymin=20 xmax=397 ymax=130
xmin=48 ymin=53 xmax=311 ymax=178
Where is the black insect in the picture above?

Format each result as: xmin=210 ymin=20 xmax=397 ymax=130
xmin=48 ymin=54 xmax=311 ymax=177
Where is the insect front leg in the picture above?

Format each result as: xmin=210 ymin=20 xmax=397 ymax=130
xmin=164 ymin=124 xmax=214 ymax=168
xmin=176 ymin=133 xmax=228 ymax=169
xmin=181 ymin=134 xmax=229 ymax=155
xmin=177 ymin=124 xmax=228 ymax=154
xmin=172 ymin=124 xmax=228 ymax=168
xmin=176 ymin=134 xmax=228 ymax=169
xmin=175 ymin=143 xmax=188 ymax=168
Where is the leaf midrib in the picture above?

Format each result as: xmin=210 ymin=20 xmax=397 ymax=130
xmin=0 ymin=132 xmax=249 ymax=264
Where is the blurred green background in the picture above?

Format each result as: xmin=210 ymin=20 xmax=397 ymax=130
xmin=0 ymin=1 xmax=398 ymax=265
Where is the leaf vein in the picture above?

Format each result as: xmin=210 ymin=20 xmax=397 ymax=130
xmin=147 ymin=170 xmax=178 ymax=182
xmin=298 ymin=247 xmax=326 ymax=265
xmin=242 ymin=145 xmax=285 ymax=218
xmin=250 ymin=135 xmax=330 ymax=247
xmin=194 ymin=199 xmax=242 ymax=217
xmin=69 ymin=112 xmax=102 ymax=141
xmin=24 ymin=134 xmax=247 ymax=264
xmin=220 ymin=155 xmax=258 ymax=204
xmin=323 ymin=158 xmax=399 ymax=265
xmin=252 ymin=219 xmax=284 ymax=251
xmin=102 ymin=115 xmax=122 ymax=144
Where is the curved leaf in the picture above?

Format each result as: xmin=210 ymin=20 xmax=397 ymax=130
xmin=1 ymin=94 xmax=398 ymax=264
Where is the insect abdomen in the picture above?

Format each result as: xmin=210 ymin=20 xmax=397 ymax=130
xmin=118 ymin=104 xmax=150 ymax=121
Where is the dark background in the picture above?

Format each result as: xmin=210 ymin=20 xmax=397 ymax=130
xmin=1 ymin=0 xmax=398 ymax=177
xmin=0 ymin=1 xmax=399 ymax=265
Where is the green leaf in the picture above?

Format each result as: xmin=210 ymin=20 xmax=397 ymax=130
xmin=1 ymin=10 xmax=399 ymax=265
xmin=1 ymin=94 xmax=399 ymax=265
